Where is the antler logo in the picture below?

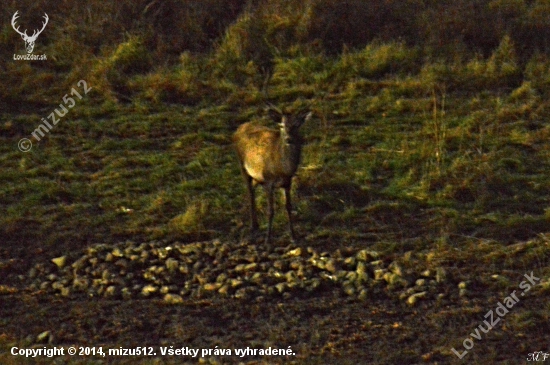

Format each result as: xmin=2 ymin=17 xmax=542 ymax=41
xmin=11 ymin=11 xmax=49 ymax=54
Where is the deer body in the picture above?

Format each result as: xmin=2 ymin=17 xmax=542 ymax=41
xmin=233 ymin=108 xmax=312 ymax=244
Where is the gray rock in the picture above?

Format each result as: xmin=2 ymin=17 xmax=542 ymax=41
xmin=121 ymin=287 xmax=132 ymax=300
xmin=374 ymin=269 xmax=386 ymax=280
xmin=273 ymin=260 xmax=287 ymax=271
xmin=356 ymin=261 xmax=367 ymax=275
xmin=112 ymin=247 xmax=123 ymax=258
xmin=357 ymin=288 xmax=368 ymax=301
xmin=369 ymin=260 xmax=383 ymax=268
xmin=388 ymin=262 xmax=403 ymax=277
xmin=275 ymin=282 xmax=287 ymax=293
xmin=356 ymin=249 xmax=378 ymax=262
xmin=226 ymin=278 xmax=241 ymax=289
xmin=357 ymin=271 xmax=369 ymax=284
xmin=218 ymin=284 xmax=230 ymax=296
xmin=285 ymin=270 xmax=297 ymax=283
xmin=141 ymin=285 xmax=157 ymax=297
xmin=421 ymin=269 xmax=431 ymax=277
xmin=72 ymin=277 xmax=89 ymax=291
xmin=104 ymin=286 xmax=117 ymax=297
xmin=164 ymin=293 xmax=184 ymax=304
xmin=307 ymin=278 xmax=321 ymax=292
xmin=165 ymin=258 xmax=179 ymax=273
xmin=345 ymin=271 xmax=358 ymax=282
xmin=342 ymin=282 xmax=356 ymax=296
xmin=47 ymin=274 xmax=58 ymax=282
xmin=101 ymin=270 xmax=112 ymax=281
xmin=244 ymin=263 xmax=258 ymax=271
xmin=115 ymin=258 xmax=129 ymax=270
xmin=250 ymin=272 xmax=263 ymax=284
xmin=406 ymin=291 xmax=427 ymax=306
xmin=179 ymin=264 xmax=189 ymax=275
xmin=36 ymin=331 xmax=52 ymax=343
xmin=234 ymin=287 xmax=249 ymax=299
xmin=51 ymin=256 xmax=66 ymax=269
xmin=325 ymin=259 xmax=338 ymax=273
xmin=71 ymin=257 xmax=88 ymax=272
xmin=289 ymin=260 xmax=303 ymax=270
xmin=383 ymin=272 xmax=409 ymax=288
xmin=343 ymin=256 xmax=356 ymax=269
xmin=286 ymin=247 xmax=302 ymax=257
xmin=216 ymin=273 xmax=228 ymax=283
xmin=203 ymin=283 xmax=222 ymax=291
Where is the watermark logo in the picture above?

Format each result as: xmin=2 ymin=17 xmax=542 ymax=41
xmin=11 ymin=11 xmax=48 ymax=60
xmin=527 ymin=351 xmax=550 ymax=361
xmin=451 ymin=271 xmax=541 ymax=359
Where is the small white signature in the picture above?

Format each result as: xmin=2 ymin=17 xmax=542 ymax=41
xmin=528 ymin=352 xmax=550 ymax=361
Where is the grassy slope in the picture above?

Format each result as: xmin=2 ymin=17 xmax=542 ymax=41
xmin=1 ymin=42 xmax=550 ymax=363
xmin=2 ymin=45 xmax=550 ymax=253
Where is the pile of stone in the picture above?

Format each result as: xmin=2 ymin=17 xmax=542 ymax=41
xmin=26 ymin=239 xmax=456 ymax=305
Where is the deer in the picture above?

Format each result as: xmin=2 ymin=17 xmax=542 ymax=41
xmin=11 ymin=11 xmax=49 ymax=54
xmin=233 ymin=104 xmax=312 ymax=244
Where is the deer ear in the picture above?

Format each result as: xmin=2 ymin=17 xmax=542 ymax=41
xmin=267 ymin=108 xmax=282 ymax=123
xmin=297 ymin=111 xmax=312 ymax=126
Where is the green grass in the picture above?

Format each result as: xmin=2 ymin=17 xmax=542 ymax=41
xmin=2 ymin=41 xmax=550 ymax=256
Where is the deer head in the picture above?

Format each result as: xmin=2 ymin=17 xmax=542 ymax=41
xmin=11 ymin=11 xmax=49 ymax=54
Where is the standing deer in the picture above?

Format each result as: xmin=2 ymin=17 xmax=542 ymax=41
xmin=233 ymin=105 xmax=312 ymax=244
xmin=11 ymin=11 xmax=49 ymax=54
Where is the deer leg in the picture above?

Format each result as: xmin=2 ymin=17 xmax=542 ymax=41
xmin=265 ymin=183 xmax=275 ymax=244
xmin=244 ymin=173 xmax=259 ymax=235
xmin=284 ymin=185 xmax=296 ymax=243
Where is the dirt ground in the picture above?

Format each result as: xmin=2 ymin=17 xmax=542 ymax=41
xmin=1 ymin=240 xmax=549 ymax=365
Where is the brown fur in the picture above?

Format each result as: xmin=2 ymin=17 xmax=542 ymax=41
xmin=233 ymin=109 xmax=312 ymax=244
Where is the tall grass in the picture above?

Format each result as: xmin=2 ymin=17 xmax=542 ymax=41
xmin=2 ymin=0 xmax=550 ymax=252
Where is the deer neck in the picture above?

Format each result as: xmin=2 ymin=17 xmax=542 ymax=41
xmin=278 ymin=125 xmax=301 ymax=173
